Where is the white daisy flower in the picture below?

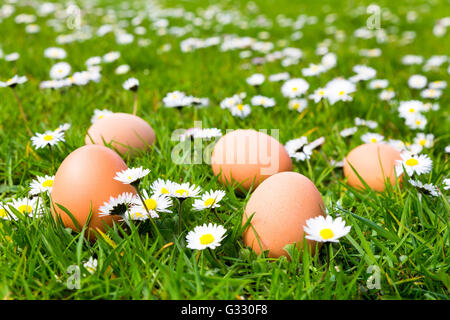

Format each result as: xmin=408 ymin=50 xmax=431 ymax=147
xmin=10 ymin=197 xmax=42 ymax=218
xmin=114 ymin=167 xmax=150 ymax=185
xmin=31 ymin=130 xmax=65 ymax=149
xmin=192 ymin=190 xmax=226 ymax=211
xmin=288 ymin=99 xmax=307 ymax=112
xmin=150 ymin=179 xmax=175 ymax=196
xmin=379 ymin=88 xmax=395 ymax=101
xmin=44 ymin=47 xmax=67 ymax=59
xmin=428 ymin=80 xmax=447 ymax=90
xmin=308 ymin=88 xmax=328 ymax=103
xmin=443 ymin=178 xmax=450 ymax=190
xmin=303 ymin=215 xmax=351 ymax=243
xmin=83 ymin=257 xmax=98 ymax=274
xmin=186 ymin=223 xmax=227 ymax=250
xmin=91 ymin=109 xmax=114 ymax=123
xmin=98 ymin=192 xmax=136 ymax=217
xmin=268 ymin=72 xmax=290 ymax=82
xmin=395 ymin=152 xmax=433 ymax=177
xmin=408 ymin=179 xmax=439 ymax=197
xmin=408 ymin=74 xmax=427 ymax=89
xmin=398 ymin=100 xmax=425 ymax=118
xmin=405 ymin=113 xmax=427 ymax=130
xmin=340 ymin=127 xmax=358 ymax=137
xmin=171 ymin=182 xmax=202 ymax=199
xmin=163 ymin=91 xmax=188 ymax=108
xmin=5 ymin=52 xmax=19 ymax=61
xmin=420 ymin=88 xmax=442 ymax=99
xmin=85 ymin=56 xmax=102 ymax=66
xmin=285 ymin=137 xmax=312 ymax=161
xmin=387 ymin=139 xmax=407 ymax=152
xmin=29 ymin=175 xmax=55 ymax=196
xmin=193 ymin=128 xmax=222 ymax=140
xmin=302 ymin=63 xmax=326 ymax=77
xmin=350 ymin=65 xmax=376 ymax=82
xmin=115 ymin=64 xmax=130 ymax=75
xmin=54 ymin=123 xmax=71 ymax=133
xmin=354 ymin=117 xmax=378 ymax=129
xmin=413 ymin=133 xmax=434 ymax=149
xmin=49 ymin=62 xmax=71 ymax=79
xmin=230 ymin=103 xmax=251 ymax=118
xmin=132 ymin=189 xmax=172 ymax=216
xmin=281 ymin=78 xmax=309 ymax=98
xmin=402 ymin=55 xmax=423 ymax=65
xmin=324 ymin=78 xmax=356 ymax=105
xmin=361 ymin=132 xmax=384 ymax=144
xmin=122 ymin=77 xmax=139 ymax=91
xmin=368 ymin=79 xmax=389 ymax=89
xmin=246 ymin=73 xmax=265 ymax=86
xmin=321 ymin=52 xmax=337 ymax=69
xmin=103 ymin=51 xmax=120 ymax=63
xmin=0 ymin=203 xmax=16 ymax=221
xmin=0 ymin=75 xmax=27 ymax=88
xmin=250 ymin=95 xmax=275 ymax=108
xmin=220 ymin=95 xmax=241 ymax=109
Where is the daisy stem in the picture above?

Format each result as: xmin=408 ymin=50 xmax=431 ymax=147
xmin=319 ymin=242 xmax=332 ymax=282
xmin=136 ymin=187 xmax=164 ymax=244
xmin=212 ymin=208 xmax=224 ymax=224
xmin=178 ymin=198 xmax=185 ymax=234
xmin=207 ymin=248 xmax=225 ymax=270
xmin=12 ymin=88 xmax=33 ymax=137
xmin=132 ymin=91 xmax=139 ymax=115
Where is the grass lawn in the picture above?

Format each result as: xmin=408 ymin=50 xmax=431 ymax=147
xmin=0 ymin=0 xmax=449 ymax=300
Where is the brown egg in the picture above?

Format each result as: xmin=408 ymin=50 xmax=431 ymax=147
xmin=343 ymin=143 xmax=402 ymax=192
xmin=211 ymin=129 xmax=292 ymax=191
xmin=243 ymin=171 xmax=325 ymax=258
xmin=51 ymin=145 xmax=136 ymax=240
xmin=85 ymin=112 xmax=156 ymax=156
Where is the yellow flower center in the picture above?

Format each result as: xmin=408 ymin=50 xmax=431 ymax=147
xmin=144 ymin=198 xmax=157 ymax=210
xmin=320 ymin=228 xmax=334 ymax=240
xmin=292 ymin=87 xmax=298 ymax=92
xmin=409 ymin=108 xmax=415 ymax=113
xmin=161 ymin=187 xmax=169 ymax=194
xmin=98 ymin=115 xmax=104 ymax=119
xmin=292 ymin=103 xmax=299 ymax=109
xmin=415 ymin=120 xmax=421 ymax=125
xmin=176 ymin=189 xmax=188 ymax=196
xmin=319 ymin=90 xmax=324 ymax=95
xmin=43 ymin=135 xmax=53 ymax=141
xmin=419 ymin=139 xmax=426 ymax=146
xmin=42 ymin=179 xmax=53 ymax=188
xmin=370 ymin=138 xmax=377 ymax=143
xmin=405 ymin=158 xmax=418 ymax=167
xmin=237 ymin=104 xmax=244 ymax=111
xmin=18 ymin=204 xmax=32 ymax=214
xmin=339 ymin=90 xmax=345 ymax=96
xmin=199 ymin=233 xmax=215 ymax=245
xmin=132 ymin=211 xmax=144 ymax=219
xmin=204 ymin=198 xmax=215 ymax=207
xmin=0 ymin=208 xmax=7 ymax=218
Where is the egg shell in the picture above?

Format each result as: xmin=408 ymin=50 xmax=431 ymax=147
xmin=243 ymin=171 xmax=325 ymax=258
xmin=343 ymin=143 xmax=402 ymax=192
xmin=51 ymin=145 xmax=136 ymax=240
xmin=211 ymin=129 xmax=293 ymax=191
xmin=85 ymin=112 xmax=156 ymax=156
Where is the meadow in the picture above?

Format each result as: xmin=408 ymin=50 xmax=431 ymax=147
xmin=0 ymin=0 xmax=449 ymax=300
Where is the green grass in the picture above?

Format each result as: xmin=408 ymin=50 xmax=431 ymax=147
xmin=0 ymin=0 xmax=449 ymax=300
